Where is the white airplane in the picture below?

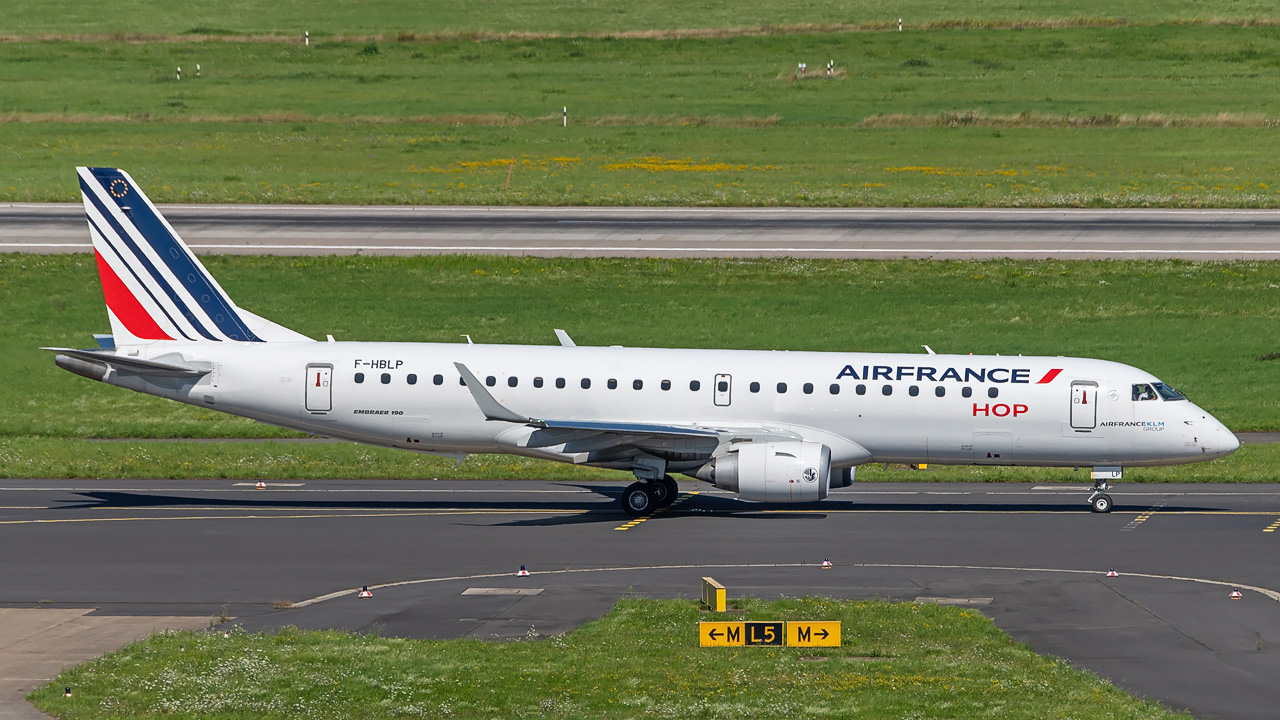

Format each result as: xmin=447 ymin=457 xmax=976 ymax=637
xmin=49 ymin=168 xmax=1240 ymax=515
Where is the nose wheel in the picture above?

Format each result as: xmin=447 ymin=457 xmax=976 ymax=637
xmin=1088 ymin=480 xmax=1113 ymax=513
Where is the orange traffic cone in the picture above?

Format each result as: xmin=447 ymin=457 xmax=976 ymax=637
xmin=358 ymin=585 xmax=373 ymax=598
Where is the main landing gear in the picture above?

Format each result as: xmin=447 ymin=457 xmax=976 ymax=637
xmin=621 ymin=475 xmax=679 ymax=517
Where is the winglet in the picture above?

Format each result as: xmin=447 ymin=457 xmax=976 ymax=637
xmin=453 ymin=362 xmax=536 ymax=423
xmin=554 ymin=329 xmax=576 ymax=347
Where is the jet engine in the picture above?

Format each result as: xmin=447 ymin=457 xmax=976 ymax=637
xmin=697 ymin=441 xmax=831 ymax=502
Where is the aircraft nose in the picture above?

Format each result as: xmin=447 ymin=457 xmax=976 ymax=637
xmin=1216 ymin=424 xmax=1241 ymax=457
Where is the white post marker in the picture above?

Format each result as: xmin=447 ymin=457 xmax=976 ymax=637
xmin=305 ymin=31 xmax=310 ymax=46
xmin=196 ymin=63 xmax=201 ymax=77
xmin=899 ymin=18 xmax=903 ymax=31
xmin=176 ymin=66 xmax=181 ymax=80
xmin=563 ymin=106 xmax=567 ymax=127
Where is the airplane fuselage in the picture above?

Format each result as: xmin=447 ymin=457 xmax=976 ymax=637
xmin=99 ymin=341 xmax=1238 ymax=471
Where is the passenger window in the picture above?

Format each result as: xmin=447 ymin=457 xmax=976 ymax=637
xmin=962 ymin=386 xmax=972 ymax=398
xmin=633 ymin=379 xmax=643 ymax=390
xmin=355 ymin=372 xmax=365 ymax=384
xmin=608 ymin=379 xmax=618 ymax=390
xmin=534 ymin=377 xmax=544 ymax=388
xmin=581 ymin=378 xmax=591 ymax=389
xmin=407 ymin=374 xmax=417 ymax=385
xmin=803 ymin=383 xmax=814 ymax=395
xmin=777 ymin=382 xmax=788 ymax=394
xmin=882 ymin=384 xmax=892 ymax=396
xmin=829 ymin=384 xmax=840 ymax=395
xmin=556 ymin=378 xmax=566 ymax=389
xmin=485 ymin=376 xmax=496 ymax=387
xmin=433 ymin=374 xmax=443 ymax=386
xmin=1132 ymin=383 xmax=1157 ymax=401
xmin=988 ymin=387 xmax=998 ymax=399
xmin=935 ymin=386 xmax=945 ymax=398
xmin=381 ymin=373 xmax=391 ymax=385
xmin=856 ymin=384 xmax=866 ymax=395
xmin=750 ymin=382 xmax=761 ymax=393
xmin=661 ymin=379 xmax=671 ymax=391
xmin=718 ymin=380 xmax=728 ymax=392
xmin=909 ymin=385 xmax=919 ymax=397
xmin=690 ymin=380 xmax=701 ymax=391
xmin=508 ymin=377 xmax=518 ymax=388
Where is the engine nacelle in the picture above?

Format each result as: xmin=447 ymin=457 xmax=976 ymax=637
xmin=698 ymin=441 xmax=831 ymax=503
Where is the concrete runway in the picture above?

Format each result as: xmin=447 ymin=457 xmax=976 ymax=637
xmin=4 ymin=479 xmax=1280 ymax=719
xmin=5 ymin=204 xmax=1280 ymax=259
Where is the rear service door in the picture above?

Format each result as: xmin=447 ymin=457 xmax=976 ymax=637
xmin=305 ymin=364 xmax=332 ymax=413
xmin=714 ymin=374 xmax=732 ymax=407
xmin=1070 ymin=381 xmax=1097 ymax=429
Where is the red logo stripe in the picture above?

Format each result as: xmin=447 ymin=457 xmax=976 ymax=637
xmin=95 ymin=250 xmax=173 ymax=341
xmin=1037 ymin=368 xmax=1063 ymax=384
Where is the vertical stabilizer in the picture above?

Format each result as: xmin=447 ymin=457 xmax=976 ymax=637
xmin=77 ymin=167 xmax=310 ymax=345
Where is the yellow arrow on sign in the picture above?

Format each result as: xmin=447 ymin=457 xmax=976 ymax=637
xmin=699 ymin=621 xmax=744 ymax=647
xmin=786 ymin=621 xmax=841 ymax=647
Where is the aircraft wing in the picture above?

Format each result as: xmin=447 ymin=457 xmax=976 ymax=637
xmin=453 ymin=362 xmax=727 ymax=453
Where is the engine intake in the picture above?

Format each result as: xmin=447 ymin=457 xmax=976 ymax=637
xmin=698 ymin=441 xmax=831 ymax=503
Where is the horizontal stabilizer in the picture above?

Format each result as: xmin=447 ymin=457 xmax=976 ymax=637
xmin=43 ymin=347 xmax=209 ymax=378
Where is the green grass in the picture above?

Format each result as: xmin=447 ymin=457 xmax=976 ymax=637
xmin=3 ymin=254 xmax=1276 ymax=443
xmin=0 ymin=437 xmax=1271 ymax=482
xmin=8 ymin=26 xmax=1280 ymax=207
xmin=8 ymin=28 xmax=1280 ymax=122
xmin=5 ymin=0 xmax=1278 ymax=36
xmin=30 ymin=597 xmax=1186 ymax=719
xmin=7 ymin=122 xmax=1280 ymax=208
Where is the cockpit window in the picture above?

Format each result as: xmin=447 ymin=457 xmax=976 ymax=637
xmin=1132 ymin=384 xmax=1157 ymax=401
xmin=1153 ymin=383 xmax=1186 ymax=401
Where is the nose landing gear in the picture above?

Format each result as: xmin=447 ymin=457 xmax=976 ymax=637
xmin=1088 ymin=479 xmax=1113 ymax=513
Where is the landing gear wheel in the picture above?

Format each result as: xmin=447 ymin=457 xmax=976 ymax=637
xmin=622 ymin=482 xmax=656 ymax=517
xmin=1091 ymin=494 xmax=1113 ymax=513
xmin=657 ymin=475 xmax=679 ymax=507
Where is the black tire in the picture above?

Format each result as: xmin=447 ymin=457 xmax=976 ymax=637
xmin=622 ymin=482 xmax=655 ymax=516
xmin=658 ymin=475 xmax=679 ymax=507
xmin=1091 ymin=494 xmax=1113 ymax=513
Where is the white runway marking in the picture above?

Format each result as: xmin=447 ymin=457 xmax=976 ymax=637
xmin=4 ymin=242 xmax=1280 ymax=255
xmin=289 ymin=561 xmax=1280 ymax=608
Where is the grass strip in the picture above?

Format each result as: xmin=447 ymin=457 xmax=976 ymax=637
xmin=7 ymin=28 xmax=1280 ymax=126
xmin=30 ymin=597 xmax=1185 ymax=719
xmin=0 ymin=437 xmax=1268 ymax=481
xmin=5 ymin=0 xmax=1278 ymax=36
xmin=8 ymin=123 xmax=1280 ymax=208
xmin=4 ymin=255 xmax=1276 ymax=440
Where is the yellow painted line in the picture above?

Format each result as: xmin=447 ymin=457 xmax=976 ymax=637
xmin=0 ymin=509 xmax=587 ymax=526
xmin=758 ymin=509 xmax=1280 ymax=516
xmin=615 ymin=491 xmax=699 ymax=531
xmin=1264 ymin=518 xmax=1280 ymax=533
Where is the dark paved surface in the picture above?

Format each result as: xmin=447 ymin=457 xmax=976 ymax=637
xmin=3 ymin=478 xmax=1280 ymax=719
xmin=5 ymin=204 xmax=1280 ymax=258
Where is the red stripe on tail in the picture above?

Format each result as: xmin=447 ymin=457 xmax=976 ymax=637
xmin=1037 ymin=368 xmax=1063 ymax=384
xmin=95 ymin=250 xmax=173 ymax=341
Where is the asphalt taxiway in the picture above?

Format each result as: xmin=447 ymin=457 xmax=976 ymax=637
xmin=3 ymin=478 xmax=1280 ymax=719
xmin=5 ymin=204 xmax=1280 ymax=259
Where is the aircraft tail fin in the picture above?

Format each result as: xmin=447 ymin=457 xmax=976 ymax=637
xmin=77 ymin=167 xmax=310 ymax=345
